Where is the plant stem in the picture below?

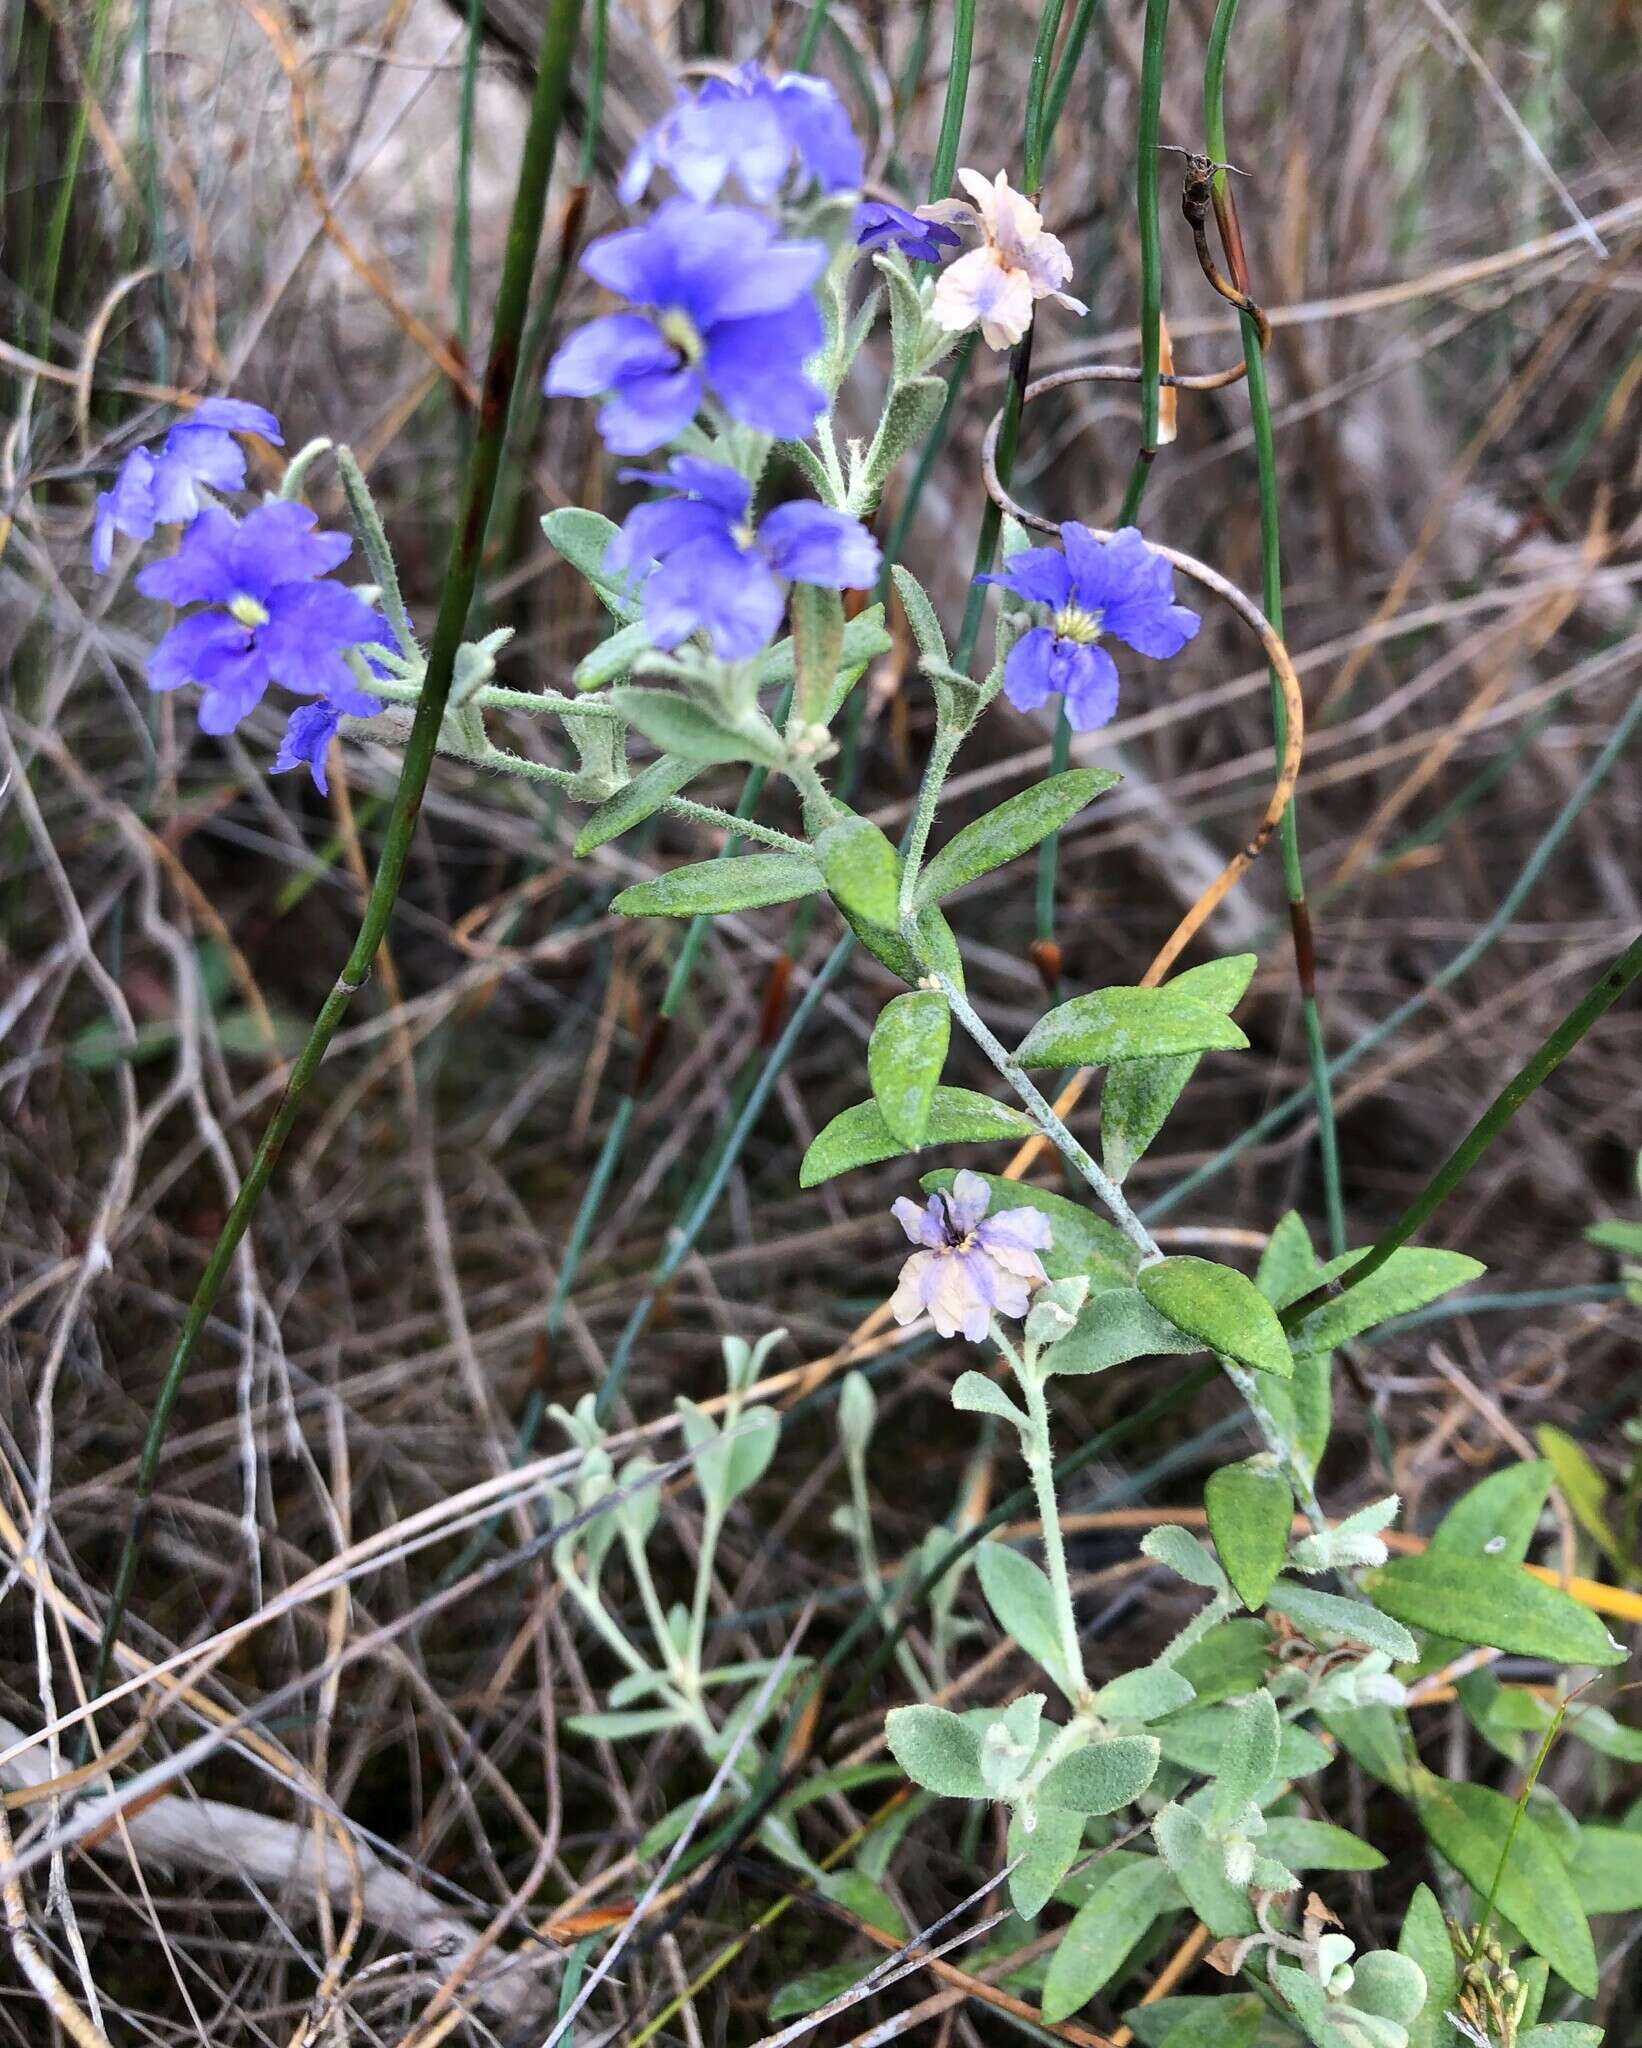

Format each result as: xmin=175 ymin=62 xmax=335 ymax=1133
xmin=1022 ymin=0 xmax=1069 ymax=194
xmin=85 ymin=0 xmax=587 ymax=1723
xmin=1042 ymin=0 xmax=1106 ymax=144
xmin=926 ymin=0 xmax=976 ymax=204
xmin=1003 ymin=1334 xmax=1088 ymax=1698
xmin=1205 ymin=0 xmax=1344 ymax=1255
xmin=1283 ymin=926 xmax=1642 ymax=1331
xmin=1116 ymin=0 xmax=1171 ymax=523
xmin=897 ymin=724 xmax=962 ymax=921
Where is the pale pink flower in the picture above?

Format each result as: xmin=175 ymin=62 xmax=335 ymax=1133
xmin=890 ymin=1171 xmax=1052 ymax=1342
xmin=920 ymin=169 xmax=1086 ymax=349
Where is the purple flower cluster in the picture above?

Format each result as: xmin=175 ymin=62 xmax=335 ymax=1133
xmin=619 ymin=63 xmax=862 ymax=206
xmin=981 ymin=523 xmax=1201 ymax=731
xmin=93 ymin=398 xmax=282 ymax=572
xmin=607 ymin=457 xmax=879 ymax=659
xmin=890 ymin=1172 xmax=1052 ymax=1342
xmin=138 ymin=503 xmax=385 ymax=788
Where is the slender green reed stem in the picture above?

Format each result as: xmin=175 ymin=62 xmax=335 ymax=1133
xmin=1042 ymin=0 xmax=1106 ymax=143
xmin=1283 ymin=926 xmax=1642 ymax=1330
xmin=35 ymin=0 xmax=116 ymax=351
xmin=454 ymin=0 xmax=484 ymax=364
xmin=795 ymin=0 xmax=830 ymax=70
xmin=1149 ymin=670 xmax=1642 ymax=1223
xmin=1022 ymin=0 xmax=1069 ymax=194
xmin=926 ymin=0 xmax=977 ymax=203
xmin=1115 ymin=0 xmax=1170 ymax=524
xmin=85 ymin=0 xmax=587 ymax=1722
xmin=1205 ymin=0 xmax=1344 ymax=1253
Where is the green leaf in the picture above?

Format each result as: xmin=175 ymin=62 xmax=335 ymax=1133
xmin=839 ymin=896 xmax=965 ymax=993
xmin=1138 ymin=1257 xmax=1293 ymax=1378
xmin=1413 ymin=1774 xmax=1597 ymax=1996
xmin=891 ymin=562 xmax=949 ymax=671
xmin=1265 ymin=1580 xmax=1418 ymax=1661
xmin=574 ymin=755 xmax=698 ymax=855
xmin=976 ymin=1542 xmax=1075 ymax=1697
xmin=1208 ymin=1690 xmax=1280 ymax=1829
xmin=918 ymin=1171 xmax=1139 ymax=1290
xmin=1288 ymin=1247 xmax=1488 ymax=1356
xmin=1584 ymin=1217 xmax=1642 ymax=1256
xmin=1044 ymin=1286 xmax=1201 ymax=1375
xmin=1430 ymin=1460 xmax=1553 ymax=1566
xmin=1154 ymin=1707 xmax=1330 ymax=1784
xmin=916 ymin=769 xmax=1121 ymax=906
xmin=612 ymin=850 xmax=822 ymax=918
xmin=1398 ymin=1882 xmax=1460 ymax=2048
xmin=1157 ymin=1998 xmax=1264 ymax=2048
xmin=1006 ymin=1805 xmax=1084 ymax=1920
xmin=1537 ymin=1424 xmax=1625 ymax=1566
xmin=816 ymin=811 xmax=901 ymax=928
xmin=1041 ymin=1856 xmax=1183 ymax=2022
xmin=951 ymin=1371 xmax=1028 ymax=1429
xmin=791 ymin=584 xmax=845 ymax=725
xmin=768 ymin=1960 xmax=875 ymax=2022
xmin=1152 ymin=1802 xmax=1256 ymax=1938
xmin=1171 ymin=1619 xmax=1272 ymax=1706
xmin=884 ymin=1703 xmax=987 ymax=1797
xmin=1362 ymin=1554 xmax=1624 ymax=1667
xmin=676 ymin=1397 xmax=780 ymax=1511
xmin=540 ymin=507 xmax=639 ymax=618
xmin=565 ymin=1707 xmax=686 ymax=1738
xmin=1039 ymin=1736 xmax=1160 ymax=1815
xmin=1095 ymin=1666 xmax=1197 ymax=1724
xmin=1520 ymin=2028 xmax=1603 ymax=2048
xmin=610 ymin=685 xmax=782 ymax=765
xmin=1016 ymin=986 xmax=1250 ymax=1069
xmin=799 ymin=1088 xmax=1035 ymax=1187
xmin=1101 ymin=957 xmax=1257 ymax=1182
xmin=818 ymin=1867 xmax=906 ymax=1937
xmin=1261 ymin=1816 xmax=1386 ymax=1872
xmin=1570 ymin=1823 xmax=1642 ymax=1913
xmin=868 ymin=990 xmax=949 ymax=1148
xmin=571 ymin=616 xmax=650 ymax=690
xmin=1204 ymin=1459 xmax=1293 ymax=1610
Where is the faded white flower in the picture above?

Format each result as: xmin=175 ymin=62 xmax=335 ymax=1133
xmin=890 ymin=1170 xmax=1052 ymax=1342
xmin=920 ymin=169 xmax=1086 ymax=349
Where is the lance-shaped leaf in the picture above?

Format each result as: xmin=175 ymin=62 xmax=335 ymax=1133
xmin=884 ymin=1703 xmax=986 ymax=1797
xmin=790 ymin=584 xmax=844 ymax=725
xmin=815 ymin=811 xmax=901 ymax=927
xmin=1006 ymin=1806 xmax=1084 ymax=1921
xmin=574 ymin=755 xmax=699 ymax=855
xmin=1102 ymin=956 xmax=1257 ymax=1181
xmin=839 ymin=896 xmax=965 ymax=992
xmin=611 ymin=685 xmax=783 ymax=765
xmin=541 ymin=507 xmax=640 ymax=619
xmin=1139 ymin=1257 xmax=1293 ymax=1378
xmin=1362 ymin=1553 xmax=1624 ymax=1667
xmin=1039 ymin=1735 xmax=1160 ymax=1815
xmin=1288 ymin=1246 xmax=1487 ymax=1356
xmin=1042 ymin=1286 xmax=1201 ymax=1375
xmin=1041 ymin=1856 xmax=1183 ymax=2023
xmin=868 ymin=989 xmax=950 ymax=1148
xmin=915 ymin=769 xmax=1121 ymax=906
xmin=977 ymin=1541 xmax=1077 ymax=1698
xmin=613 ymin=850 xmax=822 ymax=918
xmin=799 ymin=1087 xmax=1034 ymax=1187
xmin=1016 ymin=985 xmax=1249 ymax=1069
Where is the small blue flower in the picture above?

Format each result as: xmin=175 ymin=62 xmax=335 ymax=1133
xmin=606 ymin=455 xmax=880 ymax=659
xmin=980 ymin=523 xmax=1200 ymax=731
xmin=273 ymin=702 xmax=345 ymax=794
xmin=544 ymin=201 xmax=827 ymax=454
xmin=620 ymin=64 xmax=862 ymax=207
xmin=855 ymin=200 xmax=961 ymax=264
xmin=92 ymin=397 xmax=283 ymax=572
xmin=890 ymin=1170 xmax=1052 ymax=1342
xmin=136 ymin=502 xmax=384 ymax=737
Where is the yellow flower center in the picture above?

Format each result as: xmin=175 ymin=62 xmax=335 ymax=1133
xmin=1050 ymin=602 xmax=1102 ymax=645
xmin=228 ymin=593 xmax=270 ymax=630
xmin=658 ymin=308 xmax=705 ymax=365
xmin=731 ymin=519 xmax=758 ymax=552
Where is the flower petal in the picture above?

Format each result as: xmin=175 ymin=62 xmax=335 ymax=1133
xmin=643 ymin=536 xmax=784 ymax=658
xmin=545 ymin=313 xmax=677 ymax=398
xmin=229 ymin=501 xmax=351 ymax=594
xmin=945 ymin=1170 xmax=992 ymax=1236
xmin=273 ymin=702 xmax=341 ymax=793
xmin=757 ymin=501 xmax=881 ymax=589
xmin=597 ymin=365 xmax=703 ymax=455
xmin=189 ymin=397 xmax=283 ymax=442
xmin=147 ymin=611 xmax=251 ymax=693
xmin=1001 ymin=627 xmax=1059 ymax=713
xmin=135 ymin=506 xmax=242 ymax=606
xmin=980 ymin=545 xmax=1072 ymax=609
xmin=1061 ymin=643 xmax=1121 ymax=730
xmin=704 ymin=309 xmax=825 ymax=438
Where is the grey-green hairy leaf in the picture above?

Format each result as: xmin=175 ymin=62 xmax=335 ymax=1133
xmin=977 ymin=1541 xmax=1076 ymax=1697
xmin=1041 ymin=1856 xmax=1183 ymax=2023
xmin=1289 ymin=1246 xmax=1487 ymax=1356
xmin=1101 ymin=956 xmax=1257 ymax=1181
xmin=1265 ymin=1580 xmax=1418 ymax=1662
xmin=1152 ymin=1802 xmax=1256 ymax=1937
xmin=541 ymin=507 xmax=640 ymax=619
xmin=1045 ymin=1286 xmax=1201 ymax=1374
xmin=1039 ymin=1736 xmax=1160 ymax=1815
xmin=1006 ymin=1806 xmax=1084 ymax=1921
xmin=1260 ymin=1816 xmax=1386 ymax=1872
xmin=839 ymin=896 xmax=965 ymax=992
xmin=799 ymin=1088 xmax=1035 ymax=1187
xmin=915 ymin=769 xmax=1121 ymax=907
xmin=951 ymin=1370 xmax=1028 ymax=1429
xmin=1362 ymin=1554 xmax=1624 ymax=1667
xmin=1208 ymin=1690 xmax=1280 ymax=1829
xmin=815 ymin=812 xmax=902 ymax=928
xmin=1141 ymin=1524 xmax=1230 ymax=1594
xmin=574 ymin=754 xmax=698 ymax=855
xmin=868 ymin=990 xmax=949 ymax=1148
xmin=611 ymin=685 xmax=782 ymax=765
xmin=891 ymin=563 xmax=949 ymax=672
xmin=573 ymin=616 xmax=650 ymax=690
xmin=1570 ymin=1823 xmax=1642 ymax=1913
xmin=613 ymin=850 xmax=822 ymax=919
xmin=884 ymin=1704 xmax=987 ymax=1797
xmin=1397 ymin=1882 xmax=1459 ymax=2048
xmin=1095 ymin=1665 xmax=1197 ymax=1724
xmin=1139 ymin=1257 xmax=1293 ymax=1378
xmin=1016 ymin=986 xmax=1250 ymax=1070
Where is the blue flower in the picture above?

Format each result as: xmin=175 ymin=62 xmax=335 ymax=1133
xmin=980 ymin=523 xmax=1200 ymax=731
xmin=136 ymin=502 xmax=384 ymax=737
xmin=544 ymin=201 xmax=827 ymax=454
xmin=619 ymin=64 xmax=862 ymax=206
xmin=273 ymin=702 xmax=345 ymax=794
xmin=92 ymin=397 xmax=283 ymax=572
xmin=855 ymin=200 xmax=961 ymax=264
xmin=606 ymin=455 xmax=880 ymax=659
